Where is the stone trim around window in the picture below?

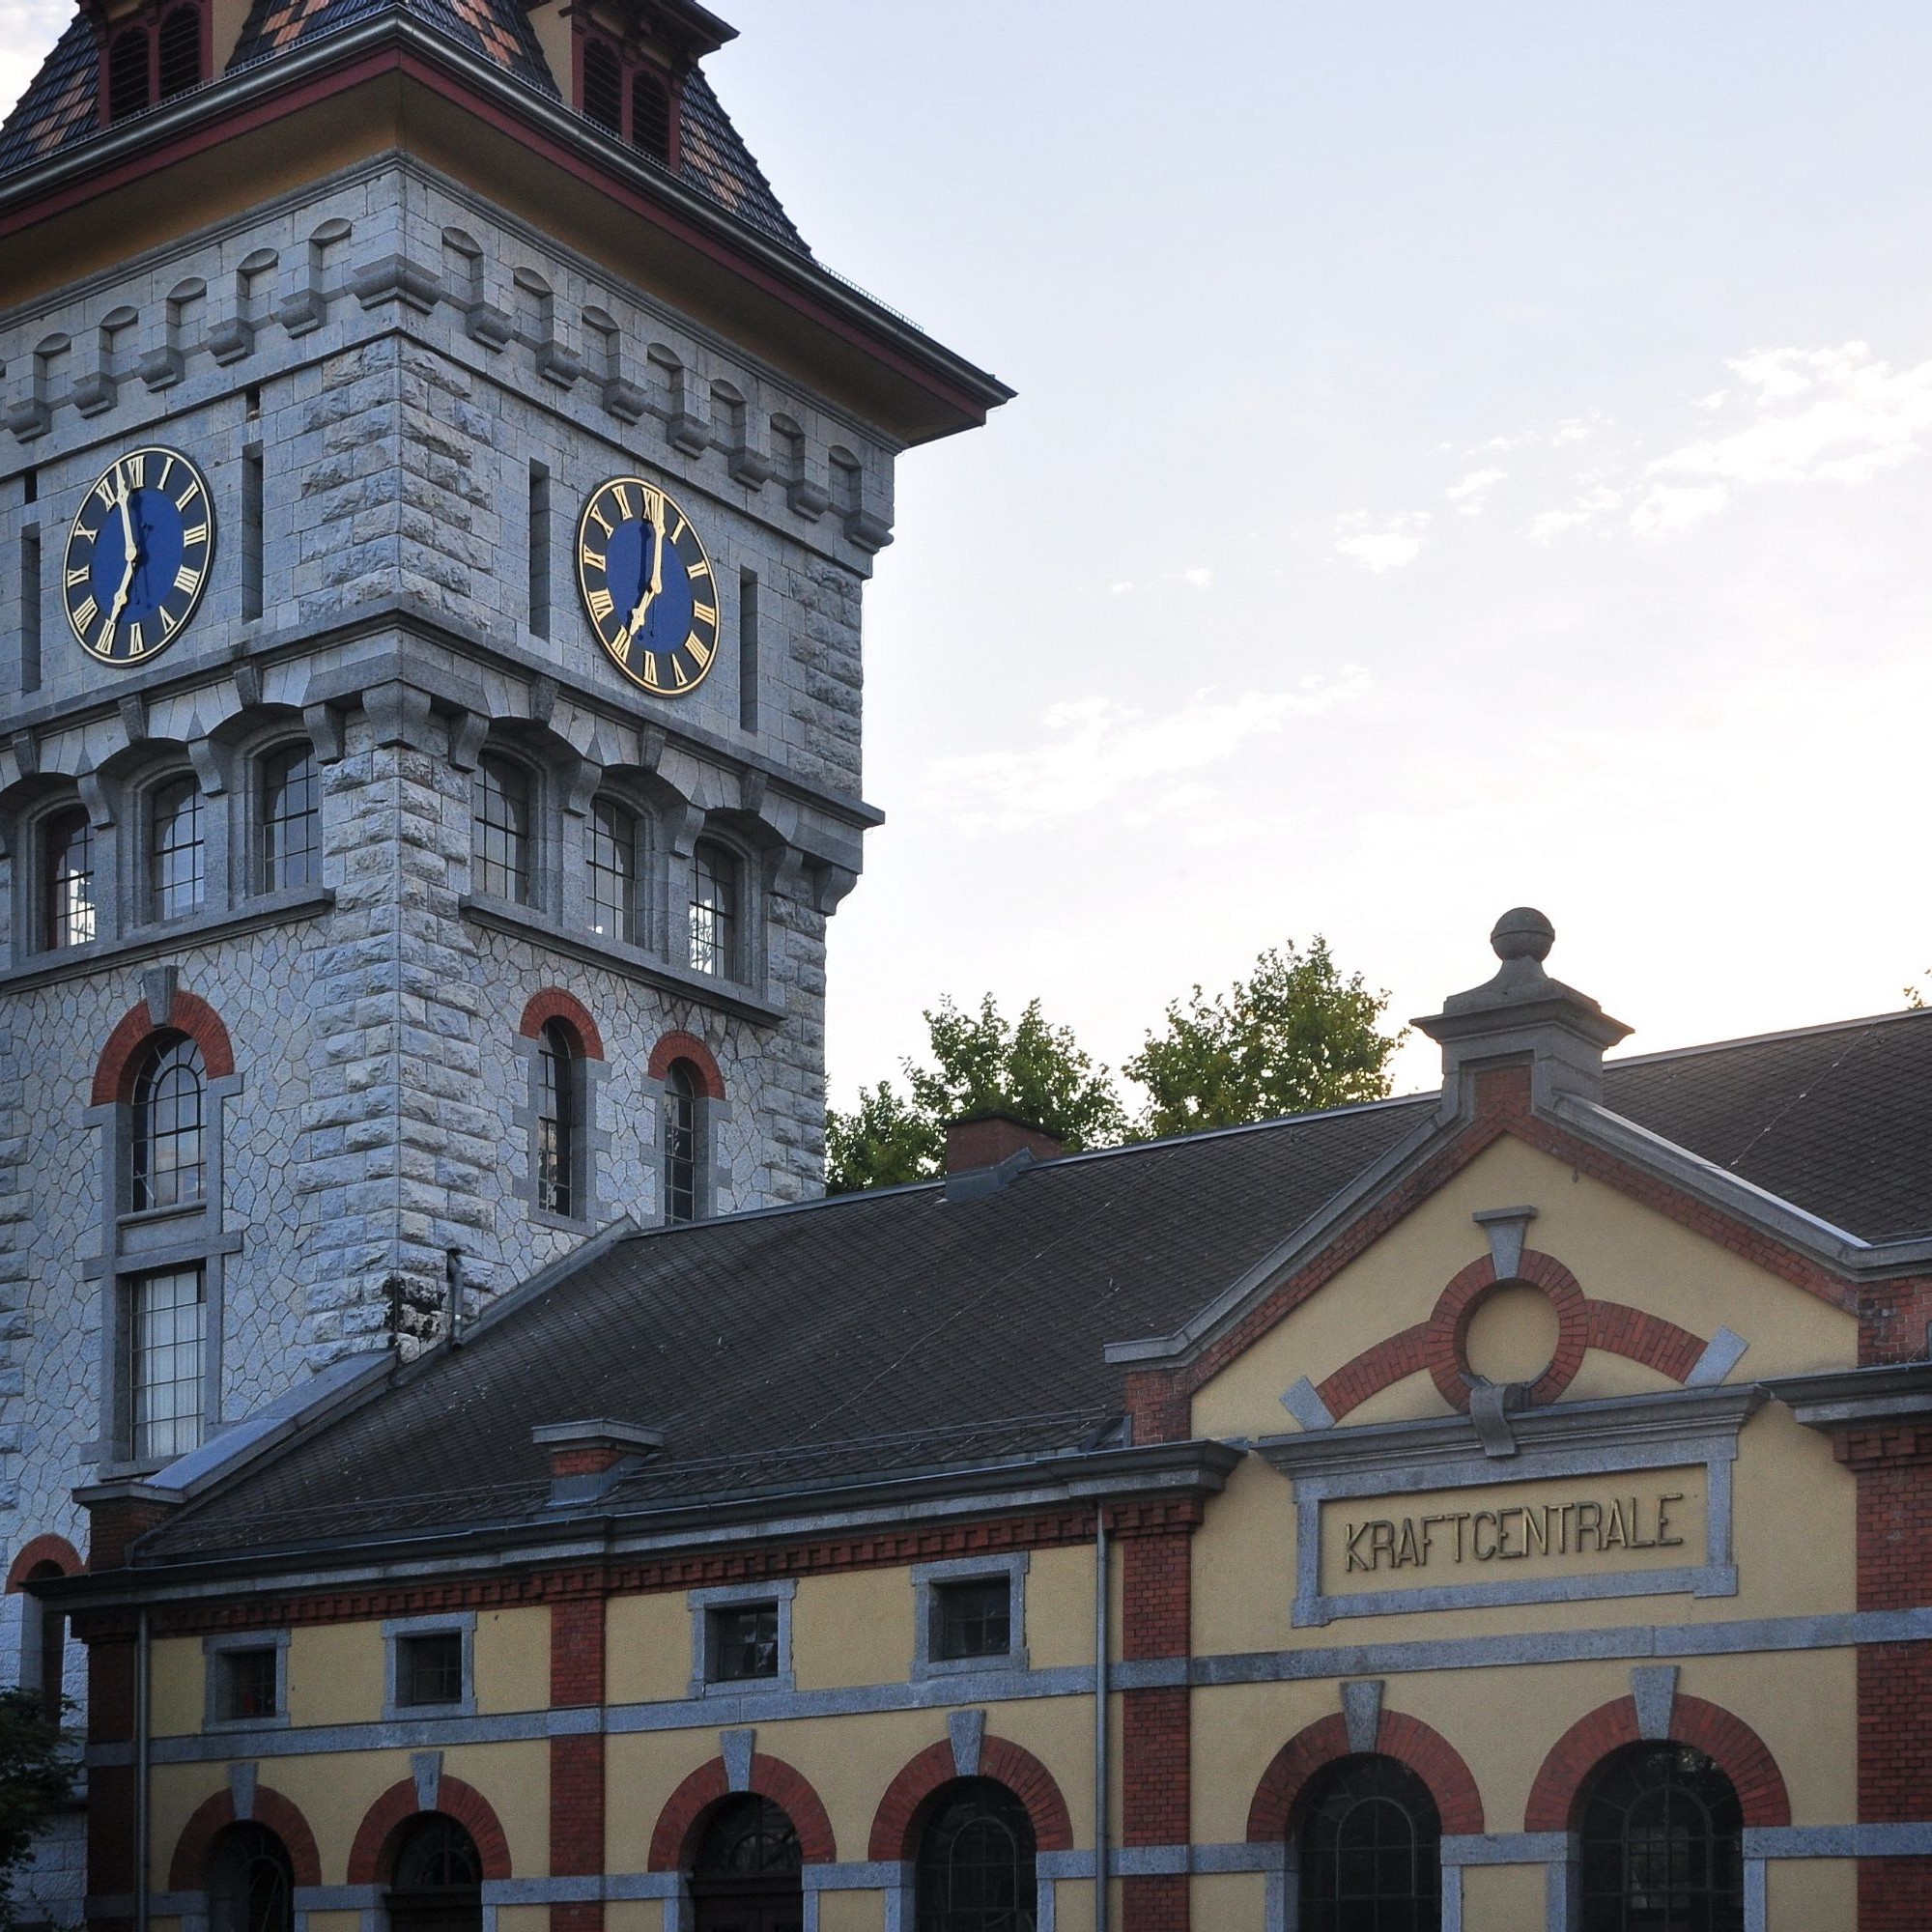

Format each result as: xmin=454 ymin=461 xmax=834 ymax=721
xmin=203 ymin=1628 xmax=292 ymax=1732
xmin=909 ymin=1551 xmax=1031 ymax=1682
xmin=687 ymin=1578 xmax=797 ymax=1698
xmin=382 ymin=1610 xmax=478 ymax=1721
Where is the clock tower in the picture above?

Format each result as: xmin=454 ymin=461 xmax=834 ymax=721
xmin=0 ymin=0 xmax=1005 ymax=1915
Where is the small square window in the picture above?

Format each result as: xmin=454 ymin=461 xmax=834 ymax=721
xmin=397 ymin=1631 xmax=464 ymax=1707
xmin=707 ymin=1603 xmax=779 ymax=1682
xmin=216 ymin=1646 xmax=280 ymax=1721
xmin=934 ymin=1578 xmax=1012 ymax=1662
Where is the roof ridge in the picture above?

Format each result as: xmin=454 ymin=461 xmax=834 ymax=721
xmin=1606 ymin=1004 xmax=1932 ymax=1070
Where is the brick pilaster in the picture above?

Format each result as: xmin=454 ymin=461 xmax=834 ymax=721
xmin=1120 ymin=1523 xmax=1192 ymax=1932
xmin=549 ymin=1595 xmax=606 ymax=1932
xmin=80 ymin=1615 xmax=137 ymax=1932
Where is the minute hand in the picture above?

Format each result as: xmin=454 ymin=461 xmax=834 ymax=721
xmin=620 ymin=518 xmax=668 ymax=645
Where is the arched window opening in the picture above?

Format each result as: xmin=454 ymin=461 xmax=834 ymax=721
xmin=472 ymin=756 xmax=532 ymax=904
xmin=387 ymin=1814 xmax=482 ymax=1932
xmin=107 ymin=28 xmax=151 ymax=122
xmin=1579 ymin=1745 xmax=1744 ymax=1932
xmin=209 ymin=1821 xmax=295 ymax=1932
xmin=915 ymin=1778 xmax=1037 ymax=1932
xmin=692 ymin=1796 xmax=801 ymax=1931
xmin=664 ymin=1059 xmax=698 ymax=1226
xmin=630 ymin=69 xmax=671 ymax=160
xmin=157 ymin=6 xmax=201 ymax=99
xmin=1298 ymin=1754 xmax=1441 ymax=1932
xmin=133 ymin=1033 xmax=207 ymax=1209
xmin=43 ymin=806 xmax=96 ymax=950
xmin=151 ymin=776 xmax=206 ymax=921
xmin=21 ymin=1562 xmax=66 ymax=1720
xmin=260 ymin=744 xmax=320 ymax=892
xmin=586 ymin=796 xmax=639 ymax=945
xmin=582 ymin=39 xmax=621 ymax=132
xmin=536 ymin=1020 xmax=577 ymax=1217
xmin=689 ymin=839 xmax=738 ymax=979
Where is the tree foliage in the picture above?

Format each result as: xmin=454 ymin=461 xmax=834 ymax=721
xmin=1123 ymin=937 xmax=1405 ymax=1139
xmin=0 ymin=1688 xmax=74 ymax=1917
xmin=825 ymin=994 xmax=1127 ymax=1193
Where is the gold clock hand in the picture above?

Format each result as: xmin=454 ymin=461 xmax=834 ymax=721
xmin=620 ymin=519 xmax=667 ymax=645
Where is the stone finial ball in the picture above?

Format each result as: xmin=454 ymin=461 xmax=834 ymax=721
xmin=1491 ymin=906 xmax=1555 ymax=963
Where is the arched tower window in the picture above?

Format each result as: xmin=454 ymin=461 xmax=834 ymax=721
xmin=915 ymin=1778 xmax=1037 ymax=1932
xmin=209 ymin=1822 xmax=295 ymax=1932
xmin=157 ymin=6 xmax=202 ymax=99
xmin=1298 ymin=1754 xmax=1441 ymax=1932
xmin=535 ymin=1020 xmax=577 ymax=1217
xmin=387 ymin=1815 xmax=482 ymax=1932
xmin=42 ymin=806 xmax=96 ymax=950
xmin=689 ymin=839 xmax=739 ymax=978
xmin=107 ymin=28 xmax=151 ymax=122
xmin=259 ymin=744 xmax=320 ymax=892
xmin=630 ymin=70 xmax=671 ymax=161
xmin=150 ymin=776 xmax=206 ymax=921
xmin=133 ymin=1033 xmax=206 ymax=1209
xmin=586 ymin=796 xmax=640 ymax=945
xmin=473 ymin=756 xmax=532 ymax=904
xmin=582 ymin=39 xmax=621 ymax=133
xmin=664 ymin=1059 xmax=698 ymax=1225
xmin=1579 ymin=1745 xmax=1744 ymax=1932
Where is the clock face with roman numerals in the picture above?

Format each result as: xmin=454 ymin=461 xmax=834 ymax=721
xmin=576 ymin=475 xmax=720 ymax=697
xmin=64 ymin=445 xmax=214 ymax=668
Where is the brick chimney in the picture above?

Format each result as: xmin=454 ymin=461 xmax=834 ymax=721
xmin=945 ymin=1111 xmax=1065 ymax=1176
xmin=532 ymin=1420 xmax=665 ymax=1506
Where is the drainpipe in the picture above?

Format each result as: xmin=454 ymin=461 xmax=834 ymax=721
xmin=1094 ymin=1507 xmax=1110 ymax=1932
xmin=135 ymin=1605 xmax=152 ymax=1932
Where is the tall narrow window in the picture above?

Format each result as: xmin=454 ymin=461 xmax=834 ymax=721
xmin=150 ymin=777 xmax=206 ymax=921
xmin=107 ymin=28 xmax=150 ymax=122
xmin=42 ymin=807 xmax=95 ymax=950
xmin=738 ymin=569 xmax=758 ymax=733
xmin=133 ymin=1034 xmax=207 ymax=1209
xmin=19 ymin=523 xmax=40 ymax=696
xmin=130 ymin=1265 xmax=205 ymax=1460
xmin=582 ymin=39 xmax=621 ymax=132
xmin=664 ymin=1060 xmax=698 ymax=1225
xmin=630 ymin=69 xmax=671 ymax=160
xmin=689 ymin=840 xmax=738 ymax=978
xmin=1580 ymin=1745 xmax=1744 ymax=1932
xmin=156 ymin=5 xmax=201 ymax=99
xmin=586 ymin=797 xmax=639 ymax=944
xmin=259 ymin=745 xmax=320 ymax=892
xmin=473 ymin=756 xmax=531 ymax=904
xmin=241 ymin=443 xmax=264 ymax=621
xmin=916 ymin=1779 xmax=1037 ymax=1932
xmin=209 ymin=1823 xmax=295 ymax=1932
xmin=1298 ymin=1755 xmax=1441 ymax=1932
xmin=535 ymin=1021 xmax=576 ymax=1217
xmin=527 ymin=462 xmax=552 ymax=639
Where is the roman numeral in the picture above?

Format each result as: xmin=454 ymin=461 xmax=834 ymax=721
xmin=157 ymin=454 xmax=174 ymax=490
xmin=692 ymin=602 xmax=717 ymax=627
xmin=128 ymin=622 xmax=144 ymax=655
xmin=183 ymin=524 xmax=209 ymax=547
xmin=123 ymin=454 xmax=146 ymax=490
xmin=590 ymin=506 xmax=613 ymax=538
xmin=670 ymin=514 xmax=687 ymax=544
xmin=582 ymin=549 xmax=607 ymax=574
xmin=640 ymin=487 xmax=664 ymax=527
xmin=687 ymin=635 xmax=713 ymax=669
xmin=94 ymin=475 xmax=120 ymax=510
xmin=175 ymin=480 xmax=201 ymax=512
xmin=174 ymin=563 xmax=202 ymax=595
xmin=65 ymin=565 xmax=89 ymax=587
xmin=613 ymin=485 xmax=636 ymax=521
xmin=160 ymin=607 xmax=181 ymax=639
xmin=72 ymin=595 xmax=99 ymax=629
xmin=686 ymin=559 xmax=711 ymax=581
xmin=586 ymin=586 xmax=614 ymax=621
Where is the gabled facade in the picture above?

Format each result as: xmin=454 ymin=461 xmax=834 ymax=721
xmin=55 ymin=913 xmax=1932 ymax=1932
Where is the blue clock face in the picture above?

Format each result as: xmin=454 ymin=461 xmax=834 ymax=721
xmin=64 ymin=445 xmax=214 ymax=667
xmin=576 ymin=476 xmax=721 ymax=696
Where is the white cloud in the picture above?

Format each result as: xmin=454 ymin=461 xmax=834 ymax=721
xmin=922 ymin=672 xmax=1376 ymax=831
xmin=1628 ymin=483 xmax=1730 ymax=535
xmin=1444 ymin=467 xmax=1507 ymax=513
xmin=1526 ymin=485 xmax=1624 ymax=542
xmin=1183 ymin=565 xmax=1213 ymax=588
xmin=1334 ymin=511 xmax=1431 ymax=572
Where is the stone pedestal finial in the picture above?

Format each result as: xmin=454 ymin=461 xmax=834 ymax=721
xmin=1413 ymin=909 xmax=1632 ymax=1119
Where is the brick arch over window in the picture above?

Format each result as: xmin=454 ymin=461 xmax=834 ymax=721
xmin=169 ymin=1785 xmax=323 ymax=1889
xmin=346 ymin=1776 xmax=513 ymax=1884
xmin=868 ymin=1735 xmax=1075 ymax=1861
xmin=518 ymin=988 xmax=606 ymax=1060
xmin=92 ymin=991 xmax=234 ymax=1105
xmin=1246 ymin=1708 xmax=1485 ymax=1842
xmin=6 ymin=1535 xmax=81 ymax=1590
xmin=646 ymin=1029 xmax=724 ymax=1099
xmin=647 ymin=1752 xmax=836 ymax=1870
xmin=1524 ymin=1692 xmax=1791 ymax=1833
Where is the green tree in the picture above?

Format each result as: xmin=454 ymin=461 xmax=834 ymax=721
xmin=1123 ymin=937 xmax=1404 ymax=1139
xmin=0 ymin=1688 xmax=74 ymax=1920
xmin=826 ymin=995 xmax=1126 ymax=1193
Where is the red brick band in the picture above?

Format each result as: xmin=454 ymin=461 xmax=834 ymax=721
xmin=168 ymin=1786 xmax=323 ymax=1889
xmin=646 ymin=1029 xmax=724 ymax=1098
xmin=519 ymin=988 xmax=606 ymax=1060
xmin=6 ymin=1533 xmax=82 ymax=1589
xmin=868 ymin=1734 xmax=1075 ymax=1861
xmin=1523 ymin=1692 xmax=1790 ymax=1833
xmin=1317 ymin=1325 xmax=1431 ymax=1424
xmin=92 ymin=989 xmax=236 ymax=1104
xmin=1246 ymin=1707 xmax=1485 ymax=1841
xmin=346 ymin=1774 xmax=514 ymax=1883
xmin=648 ymin=1752 xmax=836 ymax=1871
xmin=1426 ymin=1250 xmax=1590 ymax=1410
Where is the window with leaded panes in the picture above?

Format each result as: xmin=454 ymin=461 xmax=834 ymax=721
xmin=933 ymin=1578 xmax=1012 ymax=1662
xmin=150 ymin=776 xmax=205 ymax=921
xmin=1298 ymin=1754 xmax=1441 ymax=1932
xmin=689 ymin=839 xmax=738 ymax=978
xmin=586 ymin=797 xmax=640 ymax=945
xmin=42 ymin=806 xmax=96 ymax=950
xmin=259 ymin=744 xmax=320 ymax=892
xmin=664 ymin=1059 xmax=698 ymax=1224
xmin=536 ymin=1021 xmax=577 ymax=1217
xmin=915 ymin=1779 xmax=1037 ymax=1932
xmin=1580 ymin=1745 xmax=1744 ymax=1932
xmin=209 ymin=1823 xmax=295 ymax=1932
xmin=472 ymin=755 xmax=532 ymax=904
xmin=706 ymin=1602 xmax=779 ymax=1682
xmin=396 ymin=1631 xmax=465 ymax=1707
xmin=216 ymin=1646 xmax=280 ymax=1722
xmin=132 ymin=1034 xmax=206 ymax=1209
xmin=130 ymin=1265 xmax=205 ymax=1461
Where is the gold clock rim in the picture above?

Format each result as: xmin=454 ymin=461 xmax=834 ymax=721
xmin=575 ymin=474 xmax=721 ymax=697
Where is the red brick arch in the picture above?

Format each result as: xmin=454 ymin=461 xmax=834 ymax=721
xmin=6 ymin=1535 xmax=82 ymax=1589
xmin=519 ymin=989 xmax=605 ymax=1060
xmin=92 ymin=991 xmax=235 ymax=1105
xmin=1524 ymin=1692 xmax=1791 ymax=1833
xmin=346 ymin=1775 xmax=513 ymax=1884
xmin=168 ymin=1786 xmax=322 ymax=1889
xmin=646 ymin=1029 xmax=724 ymax=1099
xmin=648 ymin=1751 xmax=836 ymax=1870
xmin=868 ymin=1735 xmax=1076 ymax=1861
xmin=1246 ymin=1707 xmax=1485 ymax=1841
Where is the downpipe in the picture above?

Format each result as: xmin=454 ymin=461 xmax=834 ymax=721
xmin=1094 ymin=1506 xmax=1110 ymax=1932
xmin=136 ymin=1605 xmax=151 ymax=1932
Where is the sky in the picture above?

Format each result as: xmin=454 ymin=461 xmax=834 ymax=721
xmin=6 ymin=3 xmax=1929 ymax=1108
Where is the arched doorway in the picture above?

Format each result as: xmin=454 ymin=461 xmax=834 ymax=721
xmin=1579 ymin=1744 xmax=1744 ymax=1932
xmin=690 ymin=1795 xmax=803 ymax=1932
xmin=385 ymin=1815 xmax=483 ymax=1932
xmin=208 ymin=1821 xmax=295 ymax=1932
xmin=914 ymin=1777 xmax=1037 ymax=1931
xmin=1297 ymin=1754 xmax=1441 ymax=1932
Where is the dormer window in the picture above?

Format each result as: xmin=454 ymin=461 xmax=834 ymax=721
xmin=575 ymin=34 xmax=680 ymax=165
xmin=102 ymin=2 xmax=208 ymax=125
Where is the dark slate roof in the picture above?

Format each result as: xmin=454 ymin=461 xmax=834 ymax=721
xmin=0 ymin=2 xmax=810 ymax=256
xmin=138 ymin=1007 xmax=1932 ymax=1566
